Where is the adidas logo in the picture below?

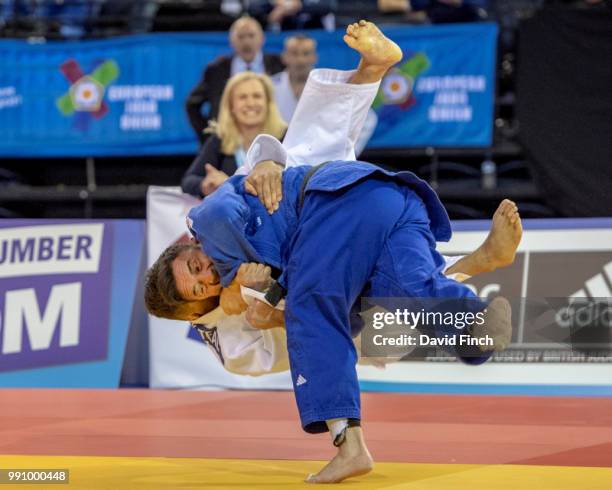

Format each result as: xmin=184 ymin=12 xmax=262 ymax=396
xmin=569 ymin=260 xmax=612 ymax=299
xmin=555 ymin=260 xmax=612 ymax=329
xmin=296 ymin=374 xmax=307 ymax=386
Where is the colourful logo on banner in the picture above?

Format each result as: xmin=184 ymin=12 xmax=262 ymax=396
xmin=372 ymin=52 xmax=430 ymax=118
xmin=56 ymin=59 xmax=119 ymax=130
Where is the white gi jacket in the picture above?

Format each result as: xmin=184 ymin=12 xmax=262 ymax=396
xmin=192 ymin=306 xmax=290 ymax=376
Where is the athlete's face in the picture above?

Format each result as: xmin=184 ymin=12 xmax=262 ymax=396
xmin=172 ymin=247 xmax=222 ymax=301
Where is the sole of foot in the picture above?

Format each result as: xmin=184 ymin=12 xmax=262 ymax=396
xmin=343 ymin=20 xmax=403 ymax=68
xmin=474 ymin=296 xmax=512 ymax=352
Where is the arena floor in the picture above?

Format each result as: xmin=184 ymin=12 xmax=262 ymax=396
xmin=1 ymin=389 xmax=611 ymax=489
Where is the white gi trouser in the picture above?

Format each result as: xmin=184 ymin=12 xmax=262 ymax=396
xmin=239 ymin=68 xmax=380 ymax=174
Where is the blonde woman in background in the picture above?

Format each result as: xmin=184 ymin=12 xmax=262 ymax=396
xmin=181 ymin=72 xmax=287 ymax=199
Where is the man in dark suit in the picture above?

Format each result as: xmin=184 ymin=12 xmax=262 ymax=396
xmin=185 ymin=16 xmax=285 ymax=144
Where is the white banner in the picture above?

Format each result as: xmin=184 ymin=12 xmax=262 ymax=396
xmin=0 ymin=224 xmax=103 ymax=278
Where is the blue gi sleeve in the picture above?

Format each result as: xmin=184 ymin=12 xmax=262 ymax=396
xmin=187 ymin=180 xmax=264 ymax=287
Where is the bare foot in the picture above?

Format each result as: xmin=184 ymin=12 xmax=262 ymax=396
xmin=472 ymin=296 xmax=512 ymax=352
xmin=305 ymin=427 xmax=373 ymax=484
xmin=445 ymin=200 xmax=522 ymax=278
xmin=343 ymin=20 xmax=403 ymax=68
xmin=475 ymin=199 xmax=523 ymax=273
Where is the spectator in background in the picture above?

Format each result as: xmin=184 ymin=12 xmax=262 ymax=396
xmin=271 ymin=33 xmax=376 ymax=156
xmin=248 ymin=0 xmax=336 ymax=31
xmin=43 ymin=0 xmax=94 ymax=39
xmin=185 ymin=16 xmax=284 ymax=145
xmin=0 ymin=1 xmax=13 ymax=33
xmin=266 ymin=0 xmax=303 ymax=29
xmin=0 ymin=0 xmax=13 ymax=25
xmin=93 ymin=0 xmax=159 ymax=37
xmin=377 ymin=0 xmax=487 ymax=23
xmin=271 ymin=34 xmax=317 ymax=123
xmin=181 ymin=72 xmax=287 ymax=199
xmin=0 ymin=0 xmax=89 ymax=39
xmin=420 ymin=0 xmax=487 ymax=23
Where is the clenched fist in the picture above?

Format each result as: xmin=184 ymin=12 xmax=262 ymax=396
xmin=236 ymin=263 xmax=273 ymax=292
xmin=220 ymin=281 xmax=248 ymax=315
xmin=246 ymin=299 xmax=286 ymax=330
xmin=219 ymin=263 xmax=274 ymax=316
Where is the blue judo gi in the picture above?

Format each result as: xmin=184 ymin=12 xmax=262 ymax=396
xmin=188 ymin=161 xmax=490 ymax=433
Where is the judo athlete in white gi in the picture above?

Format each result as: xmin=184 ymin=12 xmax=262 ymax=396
xmin=146 ymin=21 xmax=522 ymax=484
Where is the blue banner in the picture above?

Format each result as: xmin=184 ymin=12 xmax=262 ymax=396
xmin=0 ymin=220 xmax=144 ymax=387
xmin=368 ymin=23 xmax=497 ymax=148
xmin=0 ymin=24 xmax=496 ymax=157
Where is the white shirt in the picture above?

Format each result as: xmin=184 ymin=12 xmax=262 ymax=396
xmin=271 ymin=71 xmax=299 ymax=124
xmin=231 ymin=51 xmax=265 ymax=76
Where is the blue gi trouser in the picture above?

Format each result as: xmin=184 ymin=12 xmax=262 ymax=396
xmin=283 ymin=177 xmax=489 ymax=433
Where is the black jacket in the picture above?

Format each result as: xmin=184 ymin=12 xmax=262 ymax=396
xmin=181 ymin=134 xmax=238 ymax=198
xmin=185 ymin=53 xmax=285 ymax=144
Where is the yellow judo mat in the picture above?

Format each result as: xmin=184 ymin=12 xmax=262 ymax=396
xmin=0 ymin=455 xmax=611 ymax=489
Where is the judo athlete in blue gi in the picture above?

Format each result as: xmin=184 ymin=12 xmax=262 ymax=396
xmin=159 ymin=39 xmax=522 ymax=381
xmin=181 ymin=161 xmax=513 ymax=483
xmin=146 ymin=22 xmax=516 ymax=484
